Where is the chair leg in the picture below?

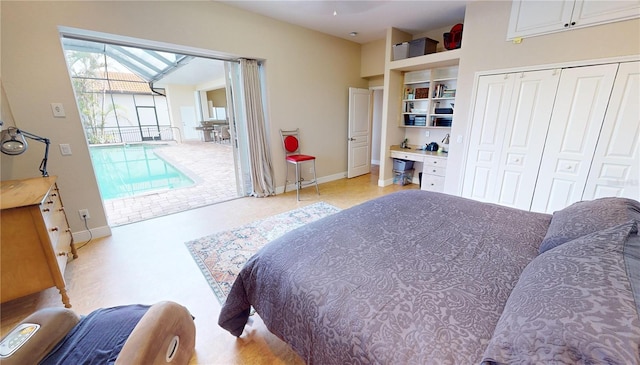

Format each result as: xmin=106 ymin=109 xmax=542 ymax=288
xmin=283 ymin=162 xmax=288 ymax=194
xmin=312 ymin=160 xmax=319 ymax=196
xmin=295 ymin=163 xmax=301 ymax=201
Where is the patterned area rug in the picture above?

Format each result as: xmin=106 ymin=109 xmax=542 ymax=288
xmin=185 ymin=202 xmax=341 ymax=304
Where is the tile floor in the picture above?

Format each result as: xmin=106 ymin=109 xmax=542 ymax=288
xmin=102 ymin=141 xmax=238 ymax=226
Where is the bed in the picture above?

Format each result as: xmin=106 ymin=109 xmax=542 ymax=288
xmin=219 ymin=190 xmax=640 ymax=364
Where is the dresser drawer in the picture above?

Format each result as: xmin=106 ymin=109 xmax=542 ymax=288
xmin=421 ymin=175 xmax=445 ymax=192
xmin=391 ymin=151 xmax=424 ymax=162
xmin=55 ymin=231 xmax=72 ymax=273
xmin=423 ymin=156 xmax=447 ymax=168
xmin=422 ymin=165 xmax=446 ymax=177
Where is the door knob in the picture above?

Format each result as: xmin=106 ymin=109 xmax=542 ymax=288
xmin=348 ymin=137 xmax=356 ymax=141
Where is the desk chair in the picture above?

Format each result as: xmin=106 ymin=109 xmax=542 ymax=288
xmin=280 ymin=129 xmax=319 ymax=201
xmin=219 ymin=126 xmax=231 ymax=143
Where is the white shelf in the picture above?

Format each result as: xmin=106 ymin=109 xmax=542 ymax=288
xmin=389 ymin=49 xmax=461 ymax=72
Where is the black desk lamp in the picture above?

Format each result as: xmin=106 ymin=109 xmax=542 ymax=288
xmin=0 ymin=126 xmax=50 ymax=177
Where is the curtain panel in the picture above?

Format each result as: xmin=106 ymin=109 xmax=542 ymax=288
xmin=239 ymin=59 xmax=275 ymax=197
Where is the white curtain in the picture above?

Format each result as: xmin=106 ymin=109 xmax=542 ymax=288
xmin=239 ymin=59 xmax=275 ymax=197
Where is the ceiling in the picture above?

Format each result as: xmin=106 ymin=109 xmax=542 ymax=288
xmin=161 ymin=1 xmax=468 ymax=86
xmin=71 ymin=1 xmax=468 ymax=88
xmin=153 ymin=58 xmax=226 ymax=87
xmin=219 ymin=0 xmax=468 ymax=44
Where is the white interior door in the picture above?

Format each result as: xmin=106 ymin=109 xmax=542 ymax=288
xmin=348 ymin=87 xmax=372 ymax=178
xmin=583 ymin=61 xmax=640 ymax=201
xmin=530 ymin=63 xmax=618 ymax=213
xmin=180 ymin=106 xmax=198 ymax=140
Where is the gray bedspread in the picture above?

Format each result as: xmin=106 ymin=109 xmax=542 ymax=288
xmin=218 ymin=190 xmax=552 ymax=364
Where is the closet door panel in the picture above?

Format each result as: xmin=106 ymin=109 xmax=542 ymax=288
xmin=583 ymin=61 xmax=640 ymax=201
xmin=462 ymin=74 xmax=514 ymax=201
xmin=495 ymin=69 xmax=561 ymax=209
xmin=531 ymin=63 xmax=618 ymax=213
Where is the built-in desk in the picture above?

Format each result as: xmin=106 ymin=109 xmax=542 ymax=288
xmin=390 ymin=145 xmax=448 ymax=192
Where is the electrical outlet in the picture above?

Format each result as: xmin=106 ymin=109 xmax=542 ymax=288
xmin=51 ymin=103 xmax=66 ymax=118
xmin=425 ymin=131 xmax=430 ymax=137
xmin=78 ymin=209 xmax=90 ymax=220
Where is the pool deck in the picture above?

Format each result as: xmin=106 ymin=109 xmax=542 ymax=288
xmin=102 ymin=141 xmax=237 ymax=226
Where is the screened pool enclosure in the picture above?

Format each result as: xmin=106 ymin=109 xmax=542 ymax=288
xmin=62 ymin=38 xmax=192 ymax=144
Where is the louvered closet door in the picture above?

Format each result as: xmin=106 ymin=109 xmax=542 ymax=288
xmin=530 ymin=63 xmax=618 ymax=213
xmin=462 ymin=69 xmax=560 ymax=209
xmin=583 ymin=61 xmax=640 ymax=201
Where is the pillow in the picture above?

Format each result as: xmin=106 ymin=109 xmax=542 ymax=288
xmin=482 ymin=221 xmax=640 ymax=365
xmin=539 ymin=197 xmax=640 ymax=254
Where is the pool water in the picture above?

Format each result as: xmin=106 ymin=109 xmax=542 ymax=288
xmin=90 ymin=144 xmax=194 ymax=200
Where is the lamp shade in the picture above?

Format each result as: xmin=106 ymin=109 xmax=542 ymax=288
xmin=2 ymin=135 xmax=27 ymax=155
xmin=0 ymin=128 xmax=28 ymax=155
xmin=0 ymin=126 xmax=50 ymax=176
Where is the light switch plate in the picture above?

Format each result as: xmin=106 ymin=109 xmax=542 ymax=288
xmin=51 ymin=103 xmax=65 ymax=118
xmin=59 ymin=144 xmax=72 ymax=156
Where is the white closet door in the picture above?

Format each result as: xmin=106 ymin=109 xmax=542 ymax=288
xmin=530 ymin=63 xmax=618 ymax=213
xmin=462 ymin=74 xmax=514 ymax=202
xmin=583 ymin=61 xmax=640 ymax=201
xmin=462 ymin=70 xmax=560 ymax=208
xmin=494 ymin=69 xmax=561 ymax=209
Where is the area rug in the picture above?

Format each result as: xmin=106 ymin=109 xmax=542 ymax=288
xmin=185 ymin=202 xmax=341 ymax=304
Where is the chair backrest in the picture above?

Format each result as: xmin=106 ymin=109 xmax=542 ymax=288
xmin=280 ymin=129 xmax=302 ymax=155
xmin=220 ymin=126 xmax=230 ymax=139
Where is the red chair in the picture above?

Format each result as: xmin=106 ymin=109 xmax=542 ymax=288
xmin=280 ymin=129 xmax=319 ymax=201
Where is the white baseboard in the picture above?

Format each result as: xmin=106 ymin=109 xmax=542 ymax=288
xmin=72 ymin=225 xmax=112 ymax=243
xmin=277 ymin=171 xmax=347 ymax=194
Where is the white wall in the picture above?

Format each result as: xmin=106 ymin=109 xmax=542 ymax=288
xmin=1 ymin=1 xmax=366 ymax=236
xmin=165 ymin=84 xmax=199 ymax=141
xmin=371 ymin=89 xmax=383 ymax=164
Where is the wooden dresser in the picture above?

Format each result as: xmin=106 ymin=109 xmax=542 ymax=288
xmin=1 ymin=176 xmax=77 ymax=307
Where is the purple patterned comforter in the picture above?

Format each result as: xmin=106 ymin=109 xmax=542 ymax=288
xmin=219 ymin=190 xmax=552 ymax=364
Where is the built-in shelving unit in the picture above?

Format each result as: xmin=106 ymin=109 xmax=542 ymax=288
xmin=400 ymin=65 xmax=458 ymax=128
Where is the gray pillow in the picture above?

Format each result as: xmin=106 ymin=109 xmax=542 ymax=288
xmin=482 ymin=221 xmax=640 ymax=365
xmin=539 ymin=197 xmax=640 ymax=254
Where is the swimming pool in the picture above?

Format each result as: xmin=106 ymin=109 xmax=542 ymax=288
xmin=90 ymin=144 xmax=194 ymax=200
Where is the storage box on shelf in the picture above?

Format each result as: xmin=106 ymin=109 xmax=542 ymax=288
xmin=393 ymin=42 xmax=410 ymax=61
xmin=408 ymin=37 xmax=439 ymax=58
